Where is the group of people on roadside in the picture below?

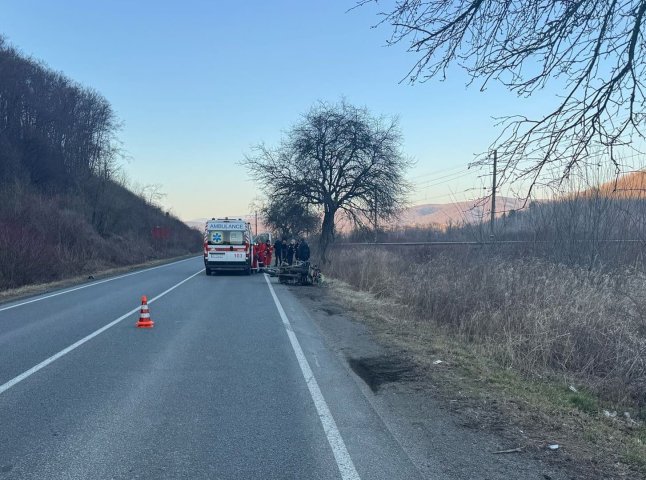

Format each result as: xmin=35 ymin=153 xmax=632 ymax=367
xmin=272 ymin=238 xmax=310 ymax=267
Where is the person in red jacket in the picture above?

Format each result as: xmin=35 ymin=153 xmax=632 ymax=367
xmin=256 ymin=241 xmax=267 ymax=268
xmin=263 ymin=239 xmax=272 ymax=267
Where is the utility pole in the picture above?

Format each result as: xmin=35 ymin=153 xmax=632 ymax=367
xmin=255 ymin=211 xmax=258 ymax=236
xmin=490 ymin=150 xmax=497 ymax=239
xmin=374 ymin=188 xmax=378 ymax=243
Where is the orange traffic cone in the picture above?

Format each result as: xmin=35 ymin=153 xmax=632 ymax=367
xmin=136 ymin=295 xmax=154 ymax=328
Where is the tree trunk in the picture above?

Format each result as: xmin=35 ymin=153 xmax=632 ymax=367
xmin=319 ymin=207 xmax=336 ymax=265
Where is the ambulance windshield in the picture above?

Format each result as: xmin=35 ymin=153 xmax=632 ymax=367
xmin=207 ymin=230 xmax=245 ymax=245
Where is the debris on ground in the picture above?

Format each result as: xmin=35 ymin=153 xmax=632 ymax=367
xmin=267 ymin=261 xmax=322 ymax=286
xmin=492 ymin=447 xmax=522 ymax=454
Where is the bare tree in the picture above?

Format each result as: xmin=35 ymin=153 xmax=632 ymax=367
xmin=359 ymin=0 xmax=646 ymax=193
xmin=139 ymin=183 xmax=167 ymax=207
xmin=243 ymin=100 xmax=411 ymax=263
xmin=261 ymin=196 xmax=320 ymax=240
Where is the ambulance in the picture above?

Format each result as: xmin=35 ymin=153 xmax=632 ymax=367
xmin=203 ymin=218 xmax=254 ymax=275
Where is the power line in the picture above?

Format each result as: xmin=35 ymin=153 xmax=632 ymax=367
xmin=408 ymin=151 xmax=646 ymax=207
xmin=411 ymin=164 xmax=468 ymax=180
xmin=413 ymin=187 xmax=481 ymax=200
xmin=410 ymin=187 xmax=482 ymax=204
xmin=413 ymin=168 xmax=472 ymax=185
xmin=413 ymin=170 xmax=475 ymax=189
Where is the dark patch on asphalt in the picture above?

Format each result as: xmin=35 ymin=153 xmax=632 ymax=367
xmin=1 ymin=465 xmax=13 ymax=473
xmin=348 ymin=355 xmax=415 ymax=392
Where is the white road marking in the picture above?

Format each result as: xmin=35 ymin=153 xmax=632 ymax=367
xmin=264 ymin=274 xmax=361 ymax=480
xmin=0 ymin=269 xmax=204 ymax=395
xmin=0 ymin=256 xmax=199 ymax=313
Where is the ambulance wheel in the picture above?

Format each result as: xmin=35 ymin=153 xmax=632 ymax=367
xmin=245 ymin=267 xmax=251 ymax=275
xmin=205 ymin=268 xmax=211 ymax=276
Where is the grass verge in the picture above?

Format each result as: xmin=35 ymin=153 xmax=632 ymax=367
xmin=324 ymin=270 xmax=646 ymax=478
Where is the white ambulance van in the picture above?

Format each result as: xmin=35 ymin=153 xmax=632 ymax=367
xmin=203 ymin=218 xmax=253 ymax=275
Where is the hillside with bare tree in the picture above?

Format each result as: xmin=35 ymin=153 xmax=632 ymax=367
xmin=0 ymin=38 xmax=200 ymax=290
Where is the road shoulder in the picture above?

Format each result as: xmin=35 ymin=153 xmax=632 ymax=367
xmin=282 ymin=281 xmax=572 ymax=480
xmin=0 ymin=253 xmax=200 ymax=306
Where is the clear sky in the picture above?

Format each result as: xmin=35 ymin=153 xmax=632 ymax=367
xmin=0 ymin=0 xmax=550 ymax=220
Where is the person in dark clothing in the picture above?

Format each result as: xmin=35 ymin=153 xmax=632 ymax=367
xmin=294 ymin=240 xmax=301 ymax=262
xmin=298 ymin=238 xmax=310 ymax=262
xmin=286 ymin=240 xmax=295 ymax=265
xmin=282 ymin=240 xmax=288 ymax=264
xmin=273 ymin=238 xmax=282 ymax=266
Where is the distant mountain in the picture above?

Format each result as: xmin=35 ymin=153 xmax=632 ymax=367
xmin=596 ymin=170 xmax=646 ymax=197
xmin=400 ymin=171 xmax=646 ymax=228
xmin=205 ymin=171 xmax=646 ymax=236
xmin=186 ymin=197 xmax=527 ymax=234
xmin=401 ymin=196 xmax=526 ymax=227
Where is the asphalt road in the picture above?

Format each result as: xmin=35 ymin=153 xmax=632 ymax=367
xmin=0 ymin=257 xmax=422 ymax=479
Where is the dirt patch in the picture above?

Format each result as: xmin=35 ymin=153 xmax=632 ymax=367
xmin=348 ymin=355 xmax=416 ymax=392
xmin=320 ymin=306 xmax=344 ymax=316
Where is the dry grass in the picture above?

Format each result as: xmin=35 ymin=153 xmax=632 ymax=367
xmin=0 ymin=186 xmax=201 ymax=291
xmin=324 ymin=248 xmax=646 ymax=476
xmin=327 ymin=247 xmax=646 ymax=410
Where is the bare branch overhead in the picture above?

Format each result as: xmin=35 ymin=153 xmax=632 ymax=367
xmin=361 ymin=0 xmax=646 ymax=192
